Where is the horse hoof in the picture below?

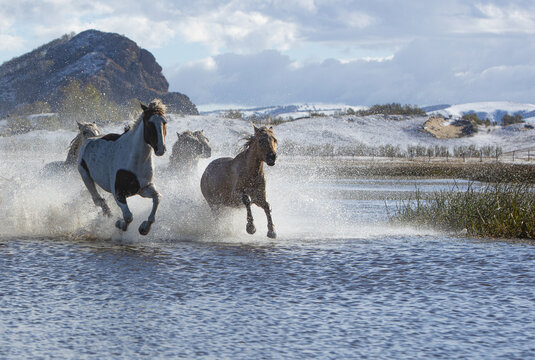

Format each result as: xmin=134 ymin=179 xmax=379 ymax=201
xmin=246 ymin=223 xmax=256 ymax=235
xmin=267 ymin=230 xmax=277 ymax=239
xmin=115 ymin=219 xmax=128 ymax=231
xmin=139 ymin=221 xmax=152 ymax=236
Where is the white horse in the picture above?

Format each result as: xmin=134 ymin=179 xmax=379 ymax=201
xmin=77 ymin=100 xmax=168 ymax=235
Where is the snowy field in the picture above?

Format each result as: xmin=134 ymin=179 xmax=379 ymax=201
xmin=2 ymin=101 xmax=535 ymax=164
xmin=191 ymin=101 xmax=535 ymax=155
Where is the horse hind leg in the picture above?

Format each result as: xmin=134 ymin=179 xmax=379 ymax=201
xmin=78 ymin=162 xmax=112 ymax=217
xmin=242 ymin=194 xmax=256 ymax=235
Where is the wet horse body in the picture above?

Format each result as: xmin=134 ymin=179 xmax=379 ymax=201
xmin=77 ymin=100 xmax=167 ymax=235
xmin=201 ymin=125 xmax=277 ymax=238
xmin=169 ymin=130 xmax=211 ymax=172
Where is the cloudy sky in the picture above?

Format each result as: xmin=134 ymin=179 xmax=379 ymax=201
xmin=1 ymin=0 xmax=535 ymax=106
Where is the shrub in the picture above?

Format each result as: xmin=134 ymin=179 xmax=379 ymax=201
xmin=357 ymin=103 xmax=427 ymax=116
xmin=501 ymin=113 xmax=524 ymax=126
xmin=392 ymin=182 xmax=535 ymax=239
xmin=223 ymin=110 xmax=244 ymax=119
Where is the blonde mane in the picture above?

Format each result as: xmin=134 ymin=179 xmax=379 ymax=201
xmin=65 ymin=122 xmax=100 ymax=165
xmin=130 ymin=99 xmax=167 ymax=130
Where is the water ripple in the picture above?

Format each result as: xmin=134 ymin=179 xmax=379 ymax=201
xmin=1 ymin=236 xmax=535 ymax=359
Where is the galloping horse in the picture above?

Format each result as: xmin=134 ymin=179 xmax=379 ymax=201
xmin=41 ymin=122 xmax=101 ymax=175
xmin=78 ymin=100 xmax=167 ymax=235
xmin=200 ymin=125 xmax=278 ymax=238
xmin=169 ymin=130 xmax=211 ymax=172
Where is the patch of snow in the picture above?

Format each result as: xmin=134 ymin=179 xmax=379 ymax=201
xmin=55 ymin=52 xmax=107 ymax=80
xmin=428 ymin=101 xmax=535 ymax=124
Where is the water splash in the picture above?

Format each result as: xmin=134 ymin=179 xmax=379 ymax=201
xmin=0 ymin=124 xmax=436 ymax=244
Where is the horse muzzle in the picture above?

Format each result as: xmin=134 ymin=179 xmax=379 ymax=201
xmin=204 ymin=147 xmax=212 ymax=158
xmin=155 ymin=145 xmax=166 ymax=156
xmin=266 ymin=152 xmax=277 ymax=166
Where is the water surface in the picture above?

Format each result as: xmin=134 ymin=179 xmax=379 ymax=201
xmin=1 ymin=132 xmax=535 ymax=358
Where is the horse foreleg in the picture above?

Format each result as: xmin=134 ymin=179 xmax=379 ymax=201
xmin=138 ymin=184 xmax=161 ymax=235
xmin=260 ymin=201 xmax=276 ymax=239
xmin=113 ymin=193 xmax=133 ymax=232
xmin=242 ymin=194 xmax=256 ymax=235
xmin=78 ymin=164 xmax=112 ymax=217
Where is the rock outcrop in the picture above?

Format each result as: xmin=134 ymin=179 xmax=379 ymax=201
xmin=0 ymin=29 xmax=198 ymax=115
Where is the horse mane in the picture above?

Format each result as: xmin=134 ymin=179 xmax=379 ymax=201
xmin=241 ymin=126 xmax=274 ymax=152
xmin=65 ymin=123 xmax=100 ymax=164
xmin=65 ymin=133 xmax=84 ymax=163
xmin=130 ymin=99 xmax=167 ymax=130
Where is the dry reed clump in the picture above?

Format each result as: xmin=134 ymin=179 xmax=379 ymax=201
xmin=393 ymin=182 xmax=535 ymax=240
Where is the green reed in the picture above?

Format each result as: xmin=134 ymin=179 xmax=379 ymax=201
xmin=393 ymin=182 xmax=535 ymax=239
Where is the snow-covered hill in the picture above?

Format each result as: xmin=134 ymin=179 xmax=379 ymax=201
xmin=425 ymin=102 xmax=535 ymax=124
xmin=165 ymin=112 xmax=534 ymax=158
xmin=3 ymin=101 xmax=535 ymax=164
xmin=198 ymin=103 xmax=365 ymax=119
xmin=200 ymin=101 xmax=535 ymax=124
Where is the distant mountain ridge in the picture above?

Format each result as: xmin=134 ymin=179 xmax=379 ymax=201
xmin=0 ymin=29 xmax=198 ymax=115
xmin=200 ymin=101 xmax=535 ymax=124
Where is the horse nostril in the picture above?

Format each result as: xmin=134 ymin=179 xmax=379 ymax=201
xmin=266 ymin=152 xmax=277 ymax=165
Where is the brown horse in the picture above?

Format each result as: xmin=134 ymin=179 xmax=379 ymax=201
xmin=200 ymin=125 xmax=278 ymax=238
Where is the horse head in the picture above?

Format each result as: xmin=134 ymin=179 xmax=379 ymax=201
xmin=253 ymin=125 xmax=277 ymax=166
xmin=141 ymin=100 xmax=167 ymax=156
xmin=77 ymin=121 xmax=101 ymax=138
xmin=193 ymin=130 xmax=212 ymax=158
xmin=175 ymin=130 xmax=212 ymax=159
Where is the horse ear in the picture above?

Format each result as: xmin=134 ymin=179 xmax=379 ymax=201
xmin=140 ymin=102 xmax=148 ymax=111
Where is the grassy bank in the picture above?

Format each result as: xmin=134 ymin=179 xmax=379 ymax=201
xmin=392 ymin=183 xmax=535 ymax=240
xmin=282 ymin=156 xmax=535 ymax=183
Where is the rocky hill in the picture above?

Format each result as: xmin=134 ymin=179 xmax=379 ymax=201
xmin=0 ymin=29 xmax=198 ymax=115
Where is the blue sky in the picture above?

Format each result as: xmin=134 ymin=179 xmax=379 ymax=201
xmin=1 ymin=0 xmax=535 ymax=106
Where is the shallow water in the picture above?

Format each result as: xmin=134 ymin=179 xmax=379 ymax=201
xmin=1 ymin=131 xmax=535 ymax=358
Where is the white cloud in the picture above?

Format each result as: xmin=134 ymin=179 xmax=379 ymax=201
xmin=87 ymin=16 xmax=176 ymax=47
xmin=339 ymin=11 xmax=376 ymax=29
xmin=0 ymin=34 xmax=25 ymax=52
xmin=451 ymin=3 xmax=535 ymax=34
xmin=176 ymin=6 xmax=299 ymax=53
xmin=168 ymin=35 xmax=535 ymax=106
